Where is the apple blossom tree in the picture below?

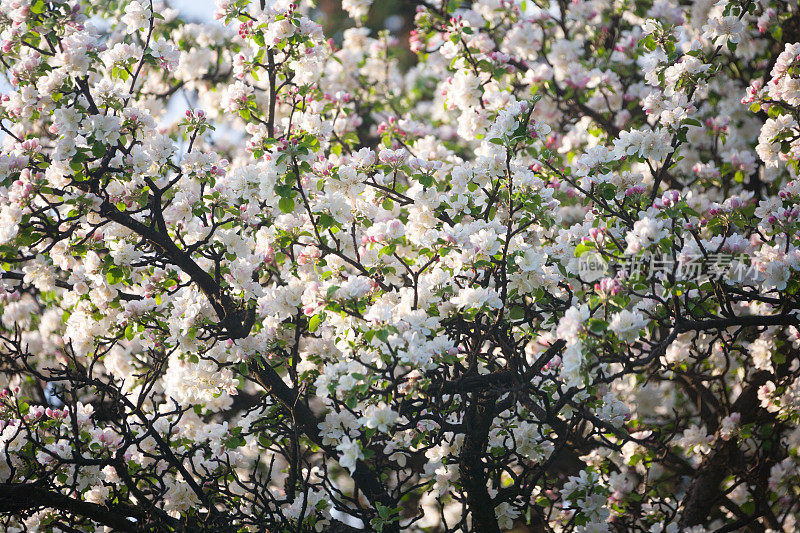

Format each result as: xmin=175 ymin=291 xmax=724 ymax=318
xmin=1 ymin=0 xmax=800 ymax=530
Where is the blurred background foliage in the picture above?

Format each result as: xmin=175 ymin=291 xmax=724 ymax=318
xmin=315 ymin=0 xmax=419 ymax=67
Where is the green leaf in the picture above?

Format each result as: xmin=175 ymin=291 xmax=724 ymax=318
xmin=225 ymin=435 xmax=246 ymax=449
xmin=574 ymin=242 xmax=592 ymax=257
xmin=316 ymin=213 xmax=336 ymax=229
xmin=597 ymin=182 xmax=616 ymax=200
xmin=308 ymin=314 xmax=322 ymax=332
xmin=106 ymin=267 xmax=124 ymax=285
xmin=278 ymin=197 xmax=295 ymax=213
xmin=589 ymin=319 xmax=609 ymax=334
xmin=275 ymin=184 xmax=294 ymax=197
xmin=376 ymin=329 xmax=390 ymax=343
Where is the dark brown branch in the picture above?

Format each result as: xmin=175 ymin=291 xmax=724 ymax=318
xmin=459 ymin=390 xmax=500 ymax=533
xmin=0 ymin=483 xmax=143 ymax=532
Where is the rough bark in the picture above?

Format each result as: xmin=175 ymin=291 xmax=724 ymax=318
xmin=459 ymin=390 xmax=500 ymax=533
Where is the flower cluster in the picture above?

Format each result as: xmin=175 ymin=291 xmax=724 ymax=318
xmin=0 ymin=0 xmax=798 ymax=531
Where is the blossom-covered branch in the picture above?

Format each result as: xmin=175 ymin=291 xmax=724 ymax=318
xmin=0 ymin=0 xmax=799 ymax=531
